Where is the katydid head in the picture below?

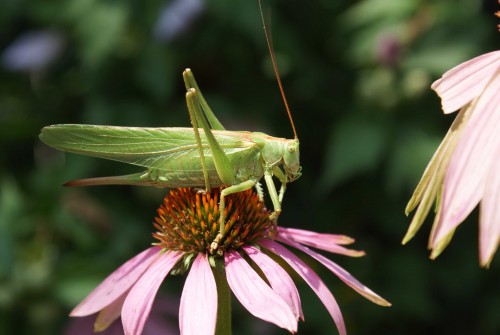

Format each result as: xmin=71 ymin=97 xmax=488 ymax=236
xmin=283 ymin=139 xmax=301 ymax=182
xmin=250 ymin=133 xmax=301 ymax=182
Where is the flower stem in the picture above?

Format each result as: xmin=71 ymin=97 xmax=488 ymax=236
xmin=213 ymin=257 xmax=231 ymax=335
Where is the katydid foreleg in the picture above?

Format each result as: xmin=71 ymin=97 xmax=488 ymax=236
xmin=254 ymin=182 xmax=265 ymax=202
xmin=278 ymin=184 xmax=286 ymax=204
xmin=264 ymin=170 xmax=282 ymax=224
xmin=265 ymin=166 xmax=289 ymax=236
xmin=272 ymin=165 xmax=288 ymax=204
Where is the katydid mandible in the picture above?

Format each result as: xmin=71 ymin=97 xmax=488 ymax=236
xmin=39 ymin=6 xmax=300 ymax=252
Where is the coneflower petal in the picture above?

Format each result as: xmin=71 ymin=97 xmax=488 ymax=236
xmin=276 ymin=237 xmax=391 ymax=307
xmin=243 ymin=245 xmax=303 ymax=320
xmin=479 ymin=142 xmax=500 ymax=268
xmin=122 ymin=251 xmax=183 ymax=335
xmin=179 ymin=253 xmax=217 ymax=335
xmin=70 ymin=247 xmax=161 ymax=317
xmin=94 ymin=292 xmax=127 ymax=332
xmin=259 ymin=239 xmax=347 ymax=335
xmin=225 ymin=250 xmax=297 ymax=333
xmin=277 ymin=227 xmax=365 ymax=257
xmin=403 ymin=107 xmax=472 ymax=244
xmin=431 ymin=50 xmax=500 ymax=114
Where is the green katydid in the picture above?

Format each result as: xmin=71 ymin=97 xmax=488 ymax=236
xmin=39 ymin=3 xmax=300 ymax=252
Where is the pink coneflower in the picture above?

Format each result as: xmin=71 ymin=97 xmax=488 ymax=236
xmin=70 ymin=188 xmax=390 ymax=335
xmin=404 ymin=50 xmax=500 ymax=267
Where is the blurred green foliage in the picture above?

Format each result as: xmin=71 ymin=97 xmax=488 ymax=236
xmin=1 ymin=0 xmax=499 ymax=334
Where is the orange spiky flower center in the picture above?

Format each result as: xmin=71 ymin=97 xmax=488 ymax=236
xmin=152 ymin=188 xmax=273 ymax=255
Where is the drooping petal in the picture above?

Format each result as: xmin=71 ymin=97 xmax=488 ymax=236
xmin=432 ymin=71 xmax=500 ymax=247
xmin=94 ymin=292 xmax=127 ymax=332
xmin=404 ymin=165 xmax=444 ymax=245
xmin=243 ymin=245 xmax=303 ymax=320
xmin=429 ymin=225 xmax=455 ymax=260
xmin=404 ymin=105 xmax=472 ymax=219
xmin=179 ymin=253 xmax=217 ymax=335
xmin=479 ymin=142 xmax=500 ymax=267
xmin=276 ymin=236 xmax=391 ymax=307
xmin=70 ymin=247 xmax=162 ymax=317
xmin=431 ymin=50 xmax=500 ymax=114
xmin=224 ymin=250 xmax=297 ymax=333
xmin=122 ymin=251 xmax=183 ymax=335
xmin=259 ymin=239 xmax=346 ymax=335
xmin=277 ymin=227 xmax=365 ymax=257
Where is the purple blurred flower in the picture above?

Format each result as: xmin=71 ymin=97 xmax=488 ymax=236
xmin=2 ymin=30 xmax=64 ymax=72
xmin=70 ymin=189 xmax=390 ymax=335
xmin=64 ymin=295 xmax=178 ymax=335
xmin=376 ymin=34 xmax=401 ymax=67
xmin=404 ymin=50 xmax=500 ymax=267
xmin=153 ymin=0 xmax=205 ymax=42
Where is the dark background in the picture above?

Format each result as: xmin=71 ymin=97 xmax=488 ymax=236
xmin=1 ymin=0 xmax=499 ymax=334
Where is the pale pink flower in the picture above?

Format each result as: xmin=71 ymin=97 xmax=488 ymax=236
xmin=71 ymin=188 xmax=390 ymax=335
xmin=404 ymin=50 xmax=500 ymax=267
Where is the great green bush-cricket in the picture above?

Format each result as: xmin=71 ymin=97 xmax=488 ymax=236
xmin=39 ymin=2 xmax=301 ymax=252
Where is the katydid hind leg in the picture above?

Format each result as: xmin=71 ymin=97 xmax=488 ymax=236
xmin=182 ymin=69 xmax=225 ymax=131
xmin=186 ymin=89 xmax=211 ymax=193
xmin=187 ymin=88 xmax=235 ymax=186
xmin=63 ymin=172 xmax=159 ymax=187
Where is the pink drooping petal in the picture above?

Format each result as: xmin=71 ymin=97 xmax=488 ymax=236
xmin=94 ymin=292 xmax=128 ymax=332
xmin=432 ymin=71 xmax=500 ymax=246
xmin=403 ymin=107 xmax=472 ymax=245
xmin=70 ymin=247 xmax=162 ymax=317
xmin=225 ymin=250 xmax=297 ymax=333
xmin=259 ymin=239 xmax=347 ymax=335
xmin=243 ymin=245 xmax=303 ymax=320
xmin=179 ymin=253 xmax=217 ymax=335
xmin=431 ymin=50 xmax=500 ymax=114
xmin=122 ymin=251 xmax=183 ymax=335
xmin=277 ymin=227 xmax=365 ymax=257
xmin=276 ymin=236 xmax=391 ymax=307
xmin=479 ymin=141 xmax=500 ymax=267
